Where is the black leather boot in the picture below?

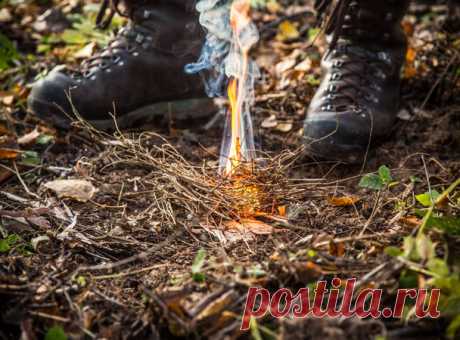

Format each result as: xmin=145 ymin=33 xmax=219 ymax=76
xmin=28 ymin=0 xmax=215 ymax=130
xmin=304 ymin=0 xmax=410 ymax=163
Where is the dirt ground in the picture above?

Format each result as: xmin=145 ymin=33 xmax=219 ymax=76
xmin=0 ymin=0 xmax=459 ymax=339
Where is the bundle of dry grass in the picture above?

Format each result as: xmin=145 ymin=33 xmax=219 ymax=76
xmin=76 ymin=117 xmax=327 ymax=234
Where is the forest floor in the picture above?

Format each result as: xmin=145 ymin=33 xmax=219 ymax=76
xmin=0 ymin=0 xmax=459 ymax=339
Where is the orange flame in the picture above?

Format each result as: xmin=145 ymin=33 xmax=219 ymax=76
xmin=222 ymin=0 xmax=252 ymax=176
xmin=225 ymin=78 xmax=241 ymax=174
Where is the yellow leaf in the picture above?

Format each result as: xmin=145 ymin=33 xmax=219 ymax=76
xmin=404 ymin=65 xmax=417 ymax=79
xmin=406 ymin=47 xmax=417 ymax=63
xmin=327 ymin=195 xmax=360 ymax=207
xmin=276 ymin=20 xmax=299 ymax=41
xmin=266 ymin=1 xmax=281 ymax=14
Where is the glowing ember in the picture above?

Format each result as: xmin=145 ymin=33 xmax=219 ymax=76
xmin=219 ymin=0 xmax=256 ymax=177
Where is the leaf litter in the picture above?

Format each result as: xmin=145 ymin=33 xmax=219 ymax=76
xmin=0 ymin=0 xmax=460 ymax=339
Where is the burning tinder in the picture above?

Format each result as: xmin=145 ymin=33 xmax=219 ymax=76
xmin=219 ymin=0 xmax=258 ymax=177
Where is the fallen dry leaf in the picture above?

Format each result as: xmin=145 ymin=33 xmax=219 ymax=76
xmin=1 ymin=95 xmax=14 ymax=106
xmin=327 ymin=195 xmax=360 ymax=207
xmin=75 ymin=42 xmax=97 ymax=59
xmin=239 ymin=218 xmax=274 ymax=235
xmin=18 ymin=128 xmax=40 ymax=145
xmin=400 ymin=216 xmax=422 ymax=227
xmin=0 ymin=123 xmax=10 ymax=135
xmin=406 ymin=47 xmax=417 ymax=63
xmin=194 ymin=290 xmax=235 ymax=322
xmin=0 ymin=168 xmax=14 ymax=184
xmin=0 ymin=149 xmax=19 ymax=160
xmin=294 ymin=58 xmax=312 ymax=72
xmin=276 ymin=122 xmax=293 ymax=133
xmin=277 ymin=205 xmax=286 ymax=217
xmin=276 ymin=20 xmax=299 ymax=41
xmin=43 ymin=179 xmax=97 ymax=202
xmin=329 ymin=240 xmax=345 ymax=257
xmin=261 ymin=114 xmax=277 ymax=128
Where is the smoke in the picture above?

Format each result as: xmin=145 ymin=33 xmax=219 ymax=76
xmin=184 ymin=0 xmax=260 ymax=100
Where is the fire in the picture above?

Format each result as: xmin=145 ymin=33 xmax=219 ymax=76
xmin=221 ymin=0 xmax=254 ymax=177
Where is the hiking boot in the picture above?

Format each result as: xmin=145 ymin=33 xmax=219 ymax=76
xmin=304 ymin=0 xmax=410 ymax=163
xmin=28 ymin=0 xmax=215 ymax=130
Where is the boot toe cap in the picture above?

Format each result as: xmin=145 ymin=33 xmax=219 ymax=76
xmin=28 ymin=67 xmax=75 ymax=129
xmin=303 ymin=112 xmax=372 ymax=163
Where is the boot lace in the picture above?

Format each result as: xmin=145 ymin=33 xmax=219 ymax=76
xmin=314 ymin=0 xmax=399 ymax=113
xmin=321 ymin=45 xmax=393 ymax=113
xmin=71 ymin=0 xmax=153 ymax=80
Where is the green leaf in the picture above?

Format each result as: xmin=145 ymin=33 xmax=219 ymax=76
xmin=447 ymin=315 xmax=460 ymax=339
xmin=249 ymin=317 xmax=263 ymax=340
xmin=403 ymin=236 xmax=419 ymax=261
xmin=410 ymin=175 xmax=422 ymax=183
xmin=37 ymin=134 xmax=55 ymax=145
xmin=426 ymin=216 xmax=460 ymax=235
xmin=191 ymin=248 xmax=206 ymax=282
xmin=60 ymin=29 xmax=88 ymax=45
xmin=427 ymin=258 xmax=450 ymax=278
xmin=399 ymin=270 xmax=418 ymax=289
xmin=0 ymin=234 xmax=20 ymax=253
xmin=0 ymin=239 xmax=10 ymax=253
xmin=192 ymin=272 xmax=205 ymax=283
xmin=0 ymin=33 xmax=19 ymax=70
xmin=416 ymin=190 xmax=441 ymax=207
xmin=247 ymin=264 xmax=266 ymax=278
xmin=75 ymin=275 xmax=87 ymax=287
xmin=308 ymin=27 xmax=321 ymax=42
xmin=385 ymin=246 xmax=403 ymax=257
xmin=21 ymin=151 xmax=40 ymax=166
xmin=45 ymin=326 xmax=68 ymax=340
xmin=378 ymin=165 xmax=393 ymax=184
xmin=359 ymin=173 xmax=384 ymax=190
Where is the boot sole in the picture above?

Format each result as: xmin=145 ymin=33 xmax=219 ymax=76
xmin=304 ymin=143 xmax=374 ymax=164
xmin=30 ymin=97 xmax=217 ymax=131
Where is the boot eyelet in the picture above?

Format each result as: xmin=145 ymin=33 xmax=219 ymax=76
xmin=322 ymin=104 xmax=334 ymax=111
xmin=90 ymin=75 xmax=97 ymax=81
xmin=328 ymin=84 xmax=337 ymax=92
xmin=135 ymin=34 xmax=144 ymax=44
xmin=105 ymin=68 xmax=112 ymax=73
xmin=118 ymin=61 xmax=125 ymax=66
xmin=132 ymin=51 xmax=139 ymax=57
xmin=333 ymin=60 xmax=343 ymax=67
xmin=331 ymin=73 xmax=341 ymax=81
xmin=112 ymin=56 xmax=121 ymax=64
xmin=352 ymin=106 xmax=363 ymax=114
